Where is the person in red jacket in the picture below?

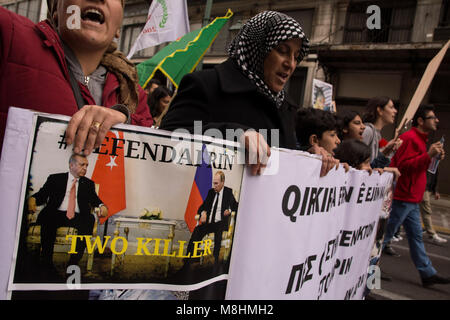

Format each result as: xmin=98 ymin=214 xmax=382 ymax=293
xmin=0 ymin=0 xmax=153 ymax=158
xmin=382 ymin=105 xmax=449 ymax=287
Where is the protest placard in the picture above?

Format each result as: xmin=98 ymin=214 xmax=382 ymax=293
xmin=312 ymin=79 xmax=334 ymax=112
xmin=396 ymin=40 xmax=450 ymax=136
xmin=5 ymin=109 xmax=244 ymax=291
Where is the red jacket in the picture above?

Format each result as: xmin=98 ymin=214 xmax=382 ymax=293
xmin=390 ymin=127 xmax=432 ymax=203
xmin=0 ymin=7 xmax=153 ymax=155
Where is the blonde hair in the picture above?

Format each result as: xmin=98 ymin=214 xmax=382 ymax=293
xmin=215 ymin=171 xmax=225 ymax=183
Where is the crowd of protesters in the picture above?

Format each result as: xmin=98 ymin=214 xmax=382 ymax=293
xmin=0 ymin=2 xmax=448 ymax=300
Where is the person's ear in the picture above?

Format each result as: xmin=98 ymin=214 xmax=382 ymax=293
xmin=417 ymin=117 xmax=424 ymax=127
xmin=343 ymin=128 xmax=348 ymax=134
xmin=115 ymin=29 xmax=120 ymax=39
xmin=376 ymin=106 xmax=383 ymax=117
xmin=309 ymin=134 xmax=319 ymax=146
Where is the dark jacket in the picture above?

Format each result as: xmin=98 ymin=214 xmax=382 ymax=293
xmin=160 ymin=59 xmax=298 ymax=149
xmin=0 ymin=7 xmax=153 ymax=156
xmin=33 ymin=173 xmax=102 ymax=224
xmin=198 ymin=186 xmax=238 ymax=226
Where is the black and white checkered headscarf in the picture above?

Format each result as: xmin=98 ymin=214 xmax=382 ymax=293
xmin=228 ymin=11 xmax=309 ymax=108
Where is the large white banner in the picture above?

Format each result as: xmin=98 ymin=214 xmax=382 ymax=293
xmin=226 ymin=149 xmax=393 ymax=300
xmin=127 ymin=0 xmax=190 ymax=59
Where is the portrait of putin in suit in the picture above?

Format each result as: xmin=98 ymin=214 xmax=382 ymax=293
xmin=186 ymin=171 xmax=238 ymax=265
xmin=28 ymin=153 xmax=107 ymax=269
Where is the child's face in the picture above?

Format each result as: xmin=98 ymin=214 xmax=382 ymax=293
xmin=346 ymin=115 xmax=366 ymax=141
xmin=319 ymin=130 xmax=340 ymax=155
xmin=357 ymin=158 xmax=372 ymax=171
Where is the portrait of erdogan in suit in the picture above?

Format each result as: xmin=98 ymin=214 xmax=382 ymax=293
xmin=28 ymin=153 xmax=107 ymax=269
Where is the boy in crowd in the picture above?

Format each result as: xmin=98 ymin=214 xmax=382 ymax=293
xmin=295 ymin=108 xmax=341 ymax=155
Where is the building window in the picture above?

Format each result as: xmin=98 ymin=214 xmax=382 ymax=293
xmin=282 ymin=9 xmax=314 ymax=39
xmin=286 ymin=67 xmax=308 ymax=108
xmin=434 ymin=0 xmax=450 ymax=40
xmin=2 ymin=0 xmax=42 ymax=23
xmin=430 ymin=74 xmax=450 ymax=105
xmin=439 ymin=0 xmax=450 ymax=27
xmin=121 ymin=24 xmax=142 ymax=57
xmin=343 ymin=0 xmax=416 ymax=43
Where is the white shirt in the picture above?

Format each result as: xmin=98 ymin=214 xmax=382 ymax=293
xmin=211 ymin=188 xmax=224 ymax=223
xmin=58 ymin=173 xmax=80 ymax=213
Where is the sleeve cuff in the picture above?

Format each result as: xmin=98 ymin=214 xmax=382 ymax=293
xmin=111 ymin=104 xmax=131 ymax=124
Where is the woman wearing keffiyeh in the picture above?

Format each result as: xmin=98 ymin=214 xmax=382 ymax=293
xmin=228 ymin=11 xmax=309 ymax=108
xmin=161 ymin=11 xmax=337 ymax=177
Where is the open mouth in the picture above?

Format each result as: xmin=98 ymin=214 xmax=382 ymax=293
xmin=276 ymin=72 xmax=290 ymax=83
xmin=81 ymin=7 xmax=105 ymax=24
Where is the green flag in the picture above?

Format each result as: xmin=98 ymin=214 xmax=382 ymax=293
xmin=137 ymin=9 xmax=233 ymax=89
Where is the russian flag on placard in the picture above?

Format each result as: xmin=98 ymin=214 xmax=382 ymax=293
xmin=184 ymin=144 xmax=212 ymax=232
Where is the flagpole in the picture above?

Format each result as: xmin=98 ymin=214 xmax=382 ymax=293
xmin=196 ymin=0 xmax=213 ymax=71
xmin=202 ymin=0 xmax=213 ymax=27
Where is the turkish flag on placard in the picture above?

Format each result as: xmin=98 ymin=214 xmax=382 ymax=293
xmin=91 ymin=131 xmax=126 ymax=224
